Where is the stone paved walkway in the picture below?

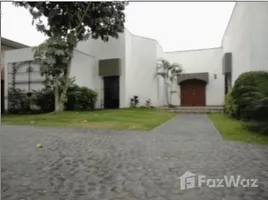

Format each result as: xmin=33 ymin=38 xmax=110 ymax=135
xmin=1 ymin=114 xmax=268 ymax=200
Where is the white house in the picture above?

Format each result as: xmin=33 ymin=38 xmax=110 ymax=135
xmin=1 ymin=37 xmax=30 ymax=112
xmin=3 ymin=2 xmax=268 ymax=110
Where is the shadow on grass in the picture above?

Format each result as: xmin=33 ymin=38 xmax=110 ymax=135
xmin=245 ymin=121 xmax=268 ymax=135
xmin=209 ymin=113 xmax=268 ymax=145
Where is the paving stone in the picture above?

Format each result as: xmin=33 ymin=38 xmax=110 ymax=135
xmin=1 ymin=114 xmax=268 ymax=199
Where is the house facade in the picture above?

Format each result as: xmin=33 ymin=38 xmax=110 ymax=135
xmin=3 ymin=2 xmax=268 ymax=111
xmin=1 ymin=37 xmax=29 ymax=112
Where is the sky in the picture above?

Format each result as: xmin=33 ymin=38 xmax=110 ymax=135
xmin=1 ymin=2 xmax=235 ymax=52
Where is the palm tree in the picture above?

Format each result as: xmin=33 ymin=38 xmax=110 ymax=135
xmin=156 ymin=58 xmax=182 ymax=106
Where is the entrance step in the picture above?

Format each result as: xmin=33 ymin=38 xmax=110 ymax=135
xmin=160 ymin=106 xmax=224 ymax=113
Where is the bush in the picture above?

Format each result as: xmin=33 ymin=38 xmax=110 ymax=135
xmin=8 ymin=88 xmax=30 ymax=113
xmin=130 ymin=95 xmax=139 ymax=108
xmin=145 ymin=99 xmax=151 ymax=108
xmin=139 ymin=106 xmax=147 ymax=109
xmin=8 ymin=85 xmax=98 ymax=113
xmin=65 ymin=85 xmax=97 ymax=111
xmin=32 ymin=89 xmax=55 ymax=113
xmin=224 ymin=90 xmax=237 ymax=117
xmin=231 ymin=71 xmax=268 ymax=121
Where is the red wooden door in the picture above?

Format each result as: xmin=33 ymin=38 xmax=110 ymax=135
xmin=181 ymin=81 xmax=193 ymax=106
xmin=180 ymin=80 xmax=206 ymax=106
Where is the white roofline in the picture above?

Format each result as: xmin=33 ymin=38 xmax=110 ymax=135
xmin=124 ymin=27 xmax=164 ymax=50
xmin=125 ymin=3 xmax=236 ymax=52
xmin=165 ymin=47 xmax=222 ymax=54
xmin=221 ymin=2 xmax=237 ymax=46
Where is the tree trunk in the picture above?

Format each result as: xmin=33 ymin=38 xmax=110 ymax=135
xmin=58 ymin=48 xmax=74 ymax=112
xmin=54 ymin=77 xmax=63 ymax=112
xmin=170 ymin=80 xmax=173 ymax=105
xmin=164 ymin=79 xmax=169 ymax=106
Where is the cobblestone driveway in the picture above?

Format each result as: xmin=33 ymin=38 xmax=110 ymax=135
xmin=1 ymin=114 xmax=268 ymax=200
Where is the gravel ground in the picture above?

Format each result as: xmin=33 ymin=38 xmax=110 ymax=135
xmin=1 ymin=114 xmax=268 ymax=200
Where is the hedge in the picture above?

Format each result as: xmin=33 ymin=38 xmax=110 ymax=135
xmin=65 ymin=85 xmax=97 ymax=111
xmin=224 ymin=90 xmax=237 ymax=118
xmin=8 ymin=84 xmax=98 ymax=113
xmin=225 ymin=71 xmax=268 ymax=121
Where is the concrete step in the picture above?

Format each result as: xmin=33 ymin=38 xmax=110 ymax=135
xmin=160 ymin=106 xmax=224 ymax=113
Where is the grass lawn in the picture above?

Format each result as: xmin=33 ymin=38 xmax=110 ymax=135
xmin=2 ymin=108 xmax=176 ymax=131
xmin=209 ymin=113 xmax=268 ymax=145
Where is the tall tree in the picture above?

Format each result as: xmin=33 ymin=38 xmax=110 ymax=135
xmin=33 ymin=37 xmax=73 ymax=111
xmin=15 ymin=2 xmax=127 ymax=112
xmin=156 ymin=59 xmax=182 ymax=106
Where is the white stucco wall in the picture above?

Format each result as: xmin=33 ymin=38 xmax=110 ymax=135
xmin=3 ymin=48 xmax=99 ymax=110
xmin=124 ymin=29 xmax=134 ymax=107
xmin=222 ymin=2 xmax=268 ymax=85
xmin=1 ymin=45 xmax=13 ymax=79
xmin=77 ymin=30 xmax=167 ymax=108
xmin=222 ymin=3 xmax=252 ymax=86
xmin=76 ymin=33 xmax=125 ymax=59
xmin=70 ymin=50 xmax=97 ymax=89
xmin=6 ymin=62 xmax=44 ymax=92
xmin=4 ymin=48 xmax=34 ymax=110
xmin=125 ymin=34 xmax=160 ymax=107
xmin=77 ymin=32 xmax=127 ymax=108
xmin=5 ymin=3 xmax=268 ymax=110
xmin=249 ymin=3 xmax=268 ymax=72
xmin=156 ymin=42 xmax=166 ymax=106
xmin=164 ymin=48 xmax=224 ymax=106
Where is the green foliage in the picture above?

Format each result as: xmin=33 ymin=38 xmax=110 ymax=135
xmin=8 ymin=88 xmax=30 ymax=114
xmin=15 ymin=2 xmax=127 ymax=112
xmin=145 ymin=99 xmax=151 ymax=108
xmin=31 ymin=89 xmax=55 ymax=113
xmin=8 ymin=88 xmax=54 ymax=114
xmin=246 ymin=121 xmax=268 ymax=135
xmin=130 ymin=96 xmax=139 ymax=108
xmin=9 ymin=85 xmax=97 ymax=113
xmin=14 ymin=2 xmax=127 ymax=43
xmin=231 ymin=71 xmax=268 ymax=120
xmin=156 ymin=59 xmax=182 ymax=80
xmin=34 ymin=37 xmax=74 ymax=90
xmin=224 ymin=90 xmax=237 ymax=117
xmin=224 ymin=71 xmax=268 ymax=137
xmin=209 ymin=113 xmax=268 ymax=144
xmin=139 ymin=106 xmax=147 ymax=109
xmin=65 ymin=85 xmax=97 ymax=111
xmin=156 ymin=58 xmax=182 ymax=105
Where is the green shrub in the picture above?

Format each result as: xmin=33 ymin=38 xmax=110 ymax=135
xmin=139 ymin=106 xmax=147 ymax=109
xmin=32 ymin=89 xmax=55 ymax=113
xmin=145 ymin=99 xmax=151 ymax=107
xmin=9 ymin=85 xmax=98 ymax=113
xmin=231 ymin=71 xmax=268 ymax=121
xmin=8 ymin=88 xmax=30 ymax=113
xmin=130 ymin=95 xmax=139 ymax=108
xmin=224 ymin=90 xmax=237 ymax=117
xmin=65 ymin=85 xmax=97 ymax=111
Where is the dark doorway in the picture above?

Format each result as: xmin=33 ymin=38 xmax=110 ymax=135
xmin=1 ymin=80 xmax=4 ymax=113
xmin=224 ymin=73 xmax=232 ymax=95
xmin=103 ymin=76 xmax=120 ymax=109
xmin=180 ymin=79 xmax=206 ymax=106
